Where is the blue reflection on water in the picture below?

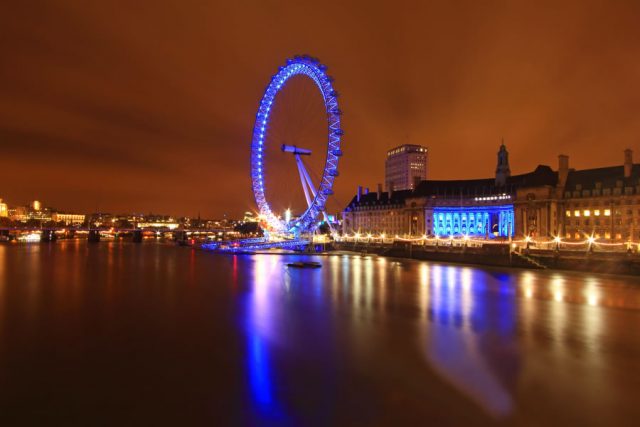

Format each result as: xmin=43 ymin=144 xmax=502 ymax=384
xmin=244 ymin=255 xmax=288 ymax=424
xmin=249 ymin=334 xmax=273 ymax=406
xmin=423 ymin=264 xmax=516 ymax=418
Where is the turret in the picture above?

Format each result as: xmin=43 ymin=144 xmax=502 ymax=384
xmin=495 ymin=142 xmax=511 ymax=186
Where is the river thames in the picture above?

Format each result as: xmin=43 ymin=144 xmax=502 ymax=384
xmin=0 ymin=241 xmax=639 ymax=426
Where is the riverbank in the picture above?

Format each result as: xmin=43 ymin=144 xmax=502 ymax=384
xmin=334 ymin=242 xmax=640 ymax=275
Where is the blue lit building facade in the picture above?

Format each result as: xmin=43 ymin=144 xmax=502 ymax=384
xmin=432 ymin=205 xmax=514 ymax=238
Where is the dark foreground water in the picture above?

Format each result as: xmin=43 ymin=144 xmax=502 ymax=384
xmin=1 ymin=242 xmax=639 ymax=426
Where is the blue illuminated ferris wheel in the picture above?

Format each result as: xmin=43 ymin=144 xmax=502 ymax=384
xmin=250 ymin=56 xmax=343 ymax=237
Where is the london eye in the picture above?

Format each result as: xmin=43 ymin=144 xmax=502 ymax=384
xmin=250 ymin=55 xmax=343 ymax=238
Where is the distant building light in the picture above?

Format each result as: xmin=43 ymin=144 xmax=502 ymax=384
xmin=473 ymin=193 xmax=511 ymax=202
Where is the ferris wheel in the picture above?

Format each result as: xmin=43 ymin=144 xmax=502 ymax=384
xmin=250 ymin=56 xmax=343 ymax=237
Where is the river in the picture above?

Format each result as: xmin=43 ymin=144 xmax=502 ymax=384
xmin=0 ymin=241 xmax=639 ymax=426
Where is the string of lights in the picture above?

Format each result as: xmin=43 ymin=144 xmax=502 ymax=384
xmin=334 ymin=233 xmax=639 ymax=250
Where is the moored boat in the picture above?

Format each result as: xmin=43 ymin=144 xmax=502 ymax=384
xmin=286 ymin=261 xmax=322 ymax=269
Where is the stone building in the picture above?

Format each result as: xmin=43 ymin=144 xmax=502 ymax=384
xmin=559 ymin=149 xmax=640 ymax=241
xmin=52 ymin=213 xmax=86 ymax=225
xmin=343 ymin=145 xmax=639 ymax=242
xmin=0 ymin=199 xmax=7 ymax=218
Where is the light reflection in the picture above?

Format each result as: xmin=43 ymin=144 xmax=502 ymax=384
xmin=460 ymin=268 xmax=472 ymax=331
xmin=582 ymin=277 xmax=604 ymax=355
xmin=585 ymin=277 xmax=600 ymax=306
xmin=246 ymin=255 xmax=284 ymax=421
xmin=364 ymin=256 xmax=374 ymax=309
xmin=521 ymin=271 xmax=535 ymax=299
xmin=551 ymin=274 xmax=565 ymax=303
xmin=419 ymin=263 xmax=430 ymax=319
xmin=341 ymin=255 xmax=350 ymax=301
xmin=422 ymin=264 xmax=515 ymax=418
xmin=377 ymin=257 xmax=387 ymax=309
xmin=352 ymin=256 xmax=362 ymax=309
xmin=330 ymin=255 xmax=339 ymax=305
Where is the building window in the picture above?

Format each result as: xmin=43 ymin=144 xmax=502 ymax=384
xmin=594 ymin=210 xmax=600 ymax=216
xmin=565 ymin=210 xmax=571 ymax=217
xmin=574 ymin=210 xmax=581 ymax=217
xmin=604 ymin=209 xmax=611 ymax=216
xmin=583 ymin=210 xmax=591 ymax=217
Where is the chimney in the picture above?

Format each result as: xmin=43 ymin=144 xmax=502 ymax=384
xmin=624 ymin=149 xmax=633 ymax=178
xmin=357 ymin=186 xmax=362 ymax=202
xmin=558 ymin=154 xmax=569 ymax=190
xmin=412 ymin=175 xmax=421 ymax=190
xmin=377 ymin=183 xmax=382 ymax=200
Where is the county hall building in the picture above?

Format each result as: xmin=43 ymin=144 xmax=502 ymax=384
xmin=342 ymin=144 xmax=640 ymax=241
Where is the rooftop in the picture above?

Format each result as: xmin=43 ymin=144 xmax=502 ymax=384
xmin=386 ymin=144 xmax=428 ymax=157
xmin=565 ymin=164 xmax=640 ymax=190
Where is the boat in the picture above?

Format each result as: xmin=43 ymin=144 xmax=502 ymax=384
xmin=286 ymin=261 xmax=322 ymax=269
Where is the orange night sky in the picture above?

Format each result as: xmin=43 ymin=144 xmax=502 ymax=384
xmin=1 ymin=0 xmax=639 ymax=217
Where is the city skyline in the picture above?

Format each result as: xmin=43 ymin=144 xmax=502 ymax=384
xmin=2 ymin=1 xmax=640 ymax=218
xmin=2 ymin=3 xmax=640 ymax=425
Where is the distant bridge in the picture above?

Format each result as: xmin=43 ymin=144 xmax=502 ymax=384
xmin=0 ymin=226 xmax=241 ymax=243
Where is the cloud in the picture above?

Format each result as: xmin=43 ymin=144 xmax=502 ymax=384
xmin=1 ymin=0 xmax=639 ymax=216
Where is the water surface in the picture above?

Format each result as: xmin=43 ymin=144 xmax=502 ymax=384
xmin=0 ymin=242 xmax=639 ymax=426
